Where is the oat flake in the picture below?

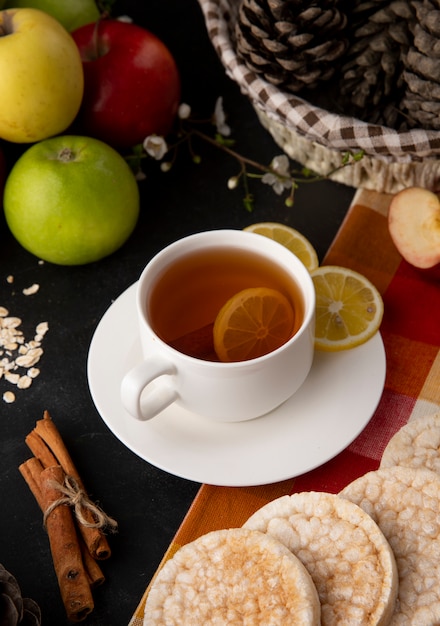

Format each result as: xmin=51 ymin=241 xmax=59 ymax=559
xmin=36 ymin=322 xmax=49 ymax=337
xmin=17 ymin=376 xmax=32 ymax=389
xmin=5 ymin=373 xmax=20 ymax=385
xmin=22 ymin=284 xmax=40 ymax=296
xmin=15 ymin=348 xmax=43 ymax=368
xmin=0 ymin=310 xmax=48 ymax=402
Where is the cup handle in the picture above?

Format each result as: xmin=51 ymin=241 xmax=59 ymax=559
xmin=121 ymin=355 xmax=178 ymax=421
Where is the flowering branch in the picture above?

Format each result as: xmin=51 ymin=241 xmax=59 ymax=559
xmin=126 ymin=98 xmax=364 ymax=211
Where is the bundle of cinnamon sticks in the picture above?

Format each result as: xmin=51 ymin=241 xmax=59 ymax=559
xmin=19 ymin=410 xmax=117 ymax=622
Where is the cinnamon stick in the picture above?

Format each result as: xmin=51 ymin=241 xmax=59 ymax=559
xmin=81 ymin=542 xmax=105 ymax=589
xmin=27 ymin=410 xmax=112 ymax=560
xmin=41 ymin=465 xmax=94 ymax=622
xmin=19 ymin=456 xmax=45 ymax=509
xmin=19 ymin=459 xmax=105 ymax=592
xmin=25 ymin=429 xmax=58 ymax=468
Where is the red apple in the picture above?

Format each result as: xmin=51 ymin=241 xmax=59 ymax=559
xmin=71 ymin=19 xmax=181 ymax=149
xmin=388 ymin=187 xmax=440 ymax=269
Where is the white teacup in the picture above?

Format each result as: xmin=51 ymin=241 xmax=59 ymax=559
xmin=121 ymin=229 xmax=315 ymax=422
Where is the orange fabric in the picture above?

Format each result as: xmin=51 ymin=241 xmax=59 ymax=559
xmin=129 ymin=189 xmax=440 ymax=625
xmin=174 ymin=479 xmax=297 ymax=545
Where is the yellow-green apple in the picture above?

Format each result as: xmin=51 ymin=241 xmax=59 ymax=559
xmin=0 ymin=144 xmax=5 ymax=207
xmin=3 ymin=135 xmax=140 ymax=265
xmin=388 ymin=186 xmax=440 ymax=268
xmin=71 ymin=19 xmax=181 ymax=149
xmin=0 ymin=8 xmax=84 ymax=143
xmin=4 ymin=0 xmax=100 ymax=31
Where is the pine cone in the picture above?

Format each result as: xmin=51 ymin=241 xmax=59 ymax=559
xmin=347 ymin=0 xmax=392 ymax=27
xmin=339 ymin=0 xmax=414 ymax=127
xmin=400 ymin=0 xmax=440 ymax=129
xmin=235 ymin=0 xmax=349 ymax=93
xmin=0 ymin=564 xmax=41 ymax=626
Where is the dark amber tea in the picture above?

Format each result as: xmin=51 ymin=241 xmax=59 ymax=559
xmin=147 ymin=245 xmax=304 ymax=360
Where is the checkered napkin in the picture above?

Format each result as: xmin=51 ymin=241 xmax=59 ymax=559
xmin=198 ymin=0 xmax=440 ymax=162
xmin=129 ymin=188 xmax=440 ymax=625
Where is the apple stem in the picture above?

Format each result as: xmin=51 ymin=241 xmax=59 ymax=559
xmin=0 ymin=12 xmax=14 ymax=37
xmin=90 ymin=17 xmax=108 ymax=59
xmin=58 ymin=148 xmax=76 ymax=163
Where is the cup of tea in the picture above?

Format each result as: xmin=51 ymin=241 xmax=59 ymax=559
xmin=121 ymin=229 xmax=315 ymax=422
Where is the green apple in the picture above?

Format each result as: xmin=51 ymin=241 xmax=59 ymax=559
xmin=0 ymin=8 xmax=84 ymax=143
xmin=3 ymin=135 xmax=140 ymax=265
xmin=4 ymin=0 xmax=100 ymax=31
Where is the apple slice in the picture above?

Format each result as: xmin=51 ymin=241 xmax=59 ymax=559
xmin=388 ymin=187 xmax=440 ymax=268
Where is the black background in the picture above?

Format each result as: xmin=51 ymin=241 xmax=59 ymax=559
xmin=0 ymin=1 xmax=354 ymax=624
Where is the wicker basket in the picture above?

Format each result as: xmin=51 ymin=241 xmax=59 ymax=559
xmin=198 ymin=0 xmax=440 ymax=194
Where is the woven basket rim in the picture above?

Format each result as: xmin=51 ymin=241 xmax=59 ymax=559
xmin=198 ymin=0 xmax=440 ymax=162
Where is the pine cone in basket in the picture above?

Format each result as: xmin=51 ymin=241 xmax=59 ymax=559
xmin=235 ymin=0 xmax=349 ymax=93
xmin=347 ymin=0 xmax=392 ymax=27
xmin=400 ymin=0 xmax=440 ymax=129
xmin=0 ymin=564 xmax=41 ymax=626
xmin=339 ymin=0 xmax=414 ymax=127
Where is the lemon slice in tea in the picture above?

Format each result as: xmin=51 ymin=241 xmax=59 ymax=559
xmin=244 ymin=222 xmax=319 ymax=272
xmin=311 ymin=265 xmax=384 ymax=351
xmin=213 ymin=287 xmax=295 ymax=362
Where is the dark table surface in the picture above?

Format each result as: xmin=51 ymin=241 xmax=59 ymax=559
xmin=0 ymin=1 xmax=355 ymax=624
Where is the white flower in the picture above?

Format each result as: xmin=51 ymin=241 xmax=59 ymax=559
xmin=213 ymin=96 xmax=231 ymax=136
xmin=143 ymin=135 xmax=168 ymax=160
xmin=227 ymin=176 xmax=239 ymax=189
xmin=178 ymin=103 xmax=191 ymax=119
xmin=271 ymin=155 xmax=290 ymax=176
xmin=262 ymin=155 xmax=291 ymax=195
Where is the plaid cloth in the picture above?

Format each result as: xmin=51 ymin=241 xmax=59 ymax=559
xmin=129 ymin=188 xmax=440 ymax=625
xmin=198 ymin=0 xmax=440 ymax=161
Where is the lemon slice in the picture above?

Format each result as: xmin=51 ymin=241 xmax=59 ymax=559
xmin=244 ymin=222 xmax=319 ymax=272
xmin=311 ymin=265 xmax=384 ymax=351
xmin=213 ymin=287 xmax=295 ymax=362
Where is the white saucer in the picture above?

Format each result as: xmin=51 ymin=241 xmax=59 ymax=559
xmin=87 ymin=283 xmax=386 ymax=487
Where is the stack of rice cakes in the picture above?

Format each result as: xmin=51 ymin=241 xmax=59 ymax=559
xmin=144 ymin=412 xmax=440 ymax=625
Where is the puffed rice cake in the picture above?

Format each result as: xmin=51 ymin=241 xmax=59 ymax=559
xmin=143 ymin=527 xmax=320 ymax=625
xmin=340 ymin=466 xmax=440 ymax=625
xmin=380 ymin=412 xmax=440 ymax=474
xmin=243 ymin=491 xmax=398 ymax=626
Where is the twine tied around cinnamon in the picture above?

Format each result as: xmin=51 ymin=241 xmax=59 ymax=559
xmin=43 ymin=475 xmax=118 ymax=533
